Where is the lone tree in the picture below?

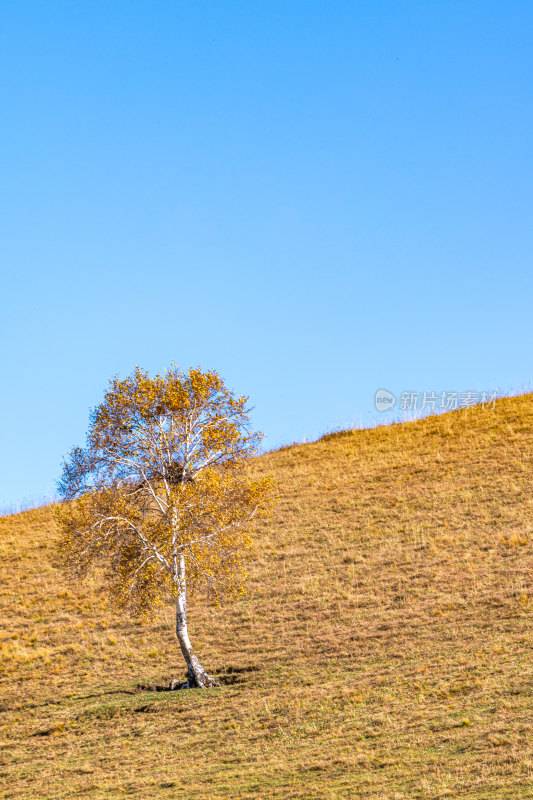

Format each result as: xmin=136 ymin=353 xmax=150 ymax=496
xmin=57 ymin=366 xmax=273 ymax=688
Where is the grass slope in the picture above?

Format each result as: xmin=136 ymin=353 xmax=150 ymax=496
xmin=0 ymin=395 xmax=532 ymax=799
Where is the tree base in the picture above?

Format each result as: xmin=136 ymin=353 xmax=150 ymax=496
xmin=169 ymin=666 xmax=218 ymax=690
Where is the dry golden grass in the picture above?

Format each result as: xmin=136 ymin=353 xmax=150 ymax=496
xmin=0 ymin=395 xmax=532 ymax=799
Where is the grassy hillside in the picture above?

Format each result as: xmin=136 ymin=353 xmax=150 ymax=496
xmin=1 ymin=395 xmax=532 ymax=799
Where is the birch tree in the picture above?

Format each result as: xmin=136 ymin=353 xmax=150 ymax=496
xmin=57 ymin=366 xmax=273 ymax=688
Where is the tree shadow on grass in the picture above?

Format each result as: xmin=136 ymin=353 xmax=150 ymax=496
xmin=136 ymin=664 xmax=261 ymax=691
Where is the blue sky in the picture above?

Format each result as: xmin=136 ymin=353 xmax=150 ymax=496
xmin=1 ymin=1 xmax=532 ymax=509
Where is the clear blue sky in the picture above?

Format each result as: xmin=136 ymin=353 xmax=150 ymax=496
xmin=1 ymin=1 xmax=532 ymax=509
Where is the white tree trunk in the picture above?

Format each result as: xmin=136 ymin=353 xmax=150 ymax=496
xmin=173 ymin=554 xmax=217 ymax=688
